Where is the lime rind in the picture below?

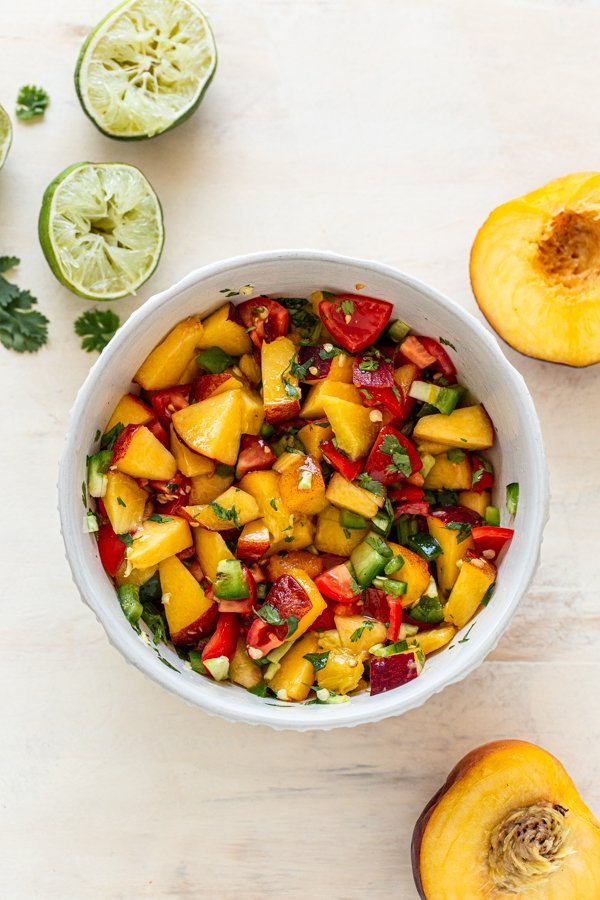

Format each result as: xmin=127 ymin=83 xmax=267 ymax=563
xmin=75 ymin=0 xmax=217 ymax=140
xmin=0 ymin=103 xmax=12 ymax=169
xmin=39 ymin=162 xmax=164 ymax=300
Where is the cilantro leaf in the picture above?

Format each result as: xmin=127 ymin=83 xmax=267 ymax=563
xmin=0 ymin=259 xmax=49 ymax=353
xmin=439 ymin=337 xmax=457 ymax=351
xmin=147 ymin=514 xmax=173 ymax=524
xmin=350 ymin=621 xmax=374 ymax=642
xmin=445 ymin=521 xmax=473 ymax=543
xmin=303 ymin=651 xmax=330 ymax=672
xmin=100 ymin=422 xmax=124 ymax=451
xmin=254 ymin=603 xmax=299 ymax=638
xmin=379 ymin=433 xmax=412 ymax=478
xmin=339 ymin=299 xmax=355 ymax=317
xmin=356 ymin=473 xmax=385 ymax=496
xmin=318 ymin=345 xmax=341 ymax=360
xmin=207 ymin=500 xmax=240 ymax=529
xmin=16 ymin=85 xmax=49 ymax=120
xmin=74 ymin=308 xmax=120 ymax=353
xmin=277 ymin=297 xmax=320 ymax=340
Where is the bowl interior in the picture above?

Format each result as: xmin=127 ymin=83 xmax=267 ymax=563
xmin=59 ymin=250 xmax=547 ymax=730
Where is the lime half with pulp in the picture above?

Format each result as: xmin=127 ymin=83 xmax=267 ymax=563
xmin=39 ymin=162 xmax=164 ymax=300
xmin=0 ymin=104 xmax=12 ymax=169
xmin=75 ymin=0 xmax=217 ymax=140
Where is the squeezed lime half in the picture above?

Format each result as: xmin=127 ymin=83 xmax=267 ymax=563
xmin=75 ymin=0 xmax=217 ymax=140
xmin=0 ymin=104 xmax=12 ymax=168
xmin=38 ymin=162 xmax=164 ymax=300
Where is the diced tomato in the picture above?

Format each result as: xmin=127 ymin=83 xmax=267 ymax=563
xmin=238 ymin=297 xmax=289 ymax=348
xmin=146 ymin=417 xmax=169 ymax=448
xmin=365 ymin=425 xmax=422 ymax=485
xmin=418 ymin=336 xmax=457 ymax=381
xmin=201 ymin=613 xmax=239 ymax=666
xmin=246 ymin=618 xmax=287 ymax=658
xmin=97 ymin=523 xmax=125 ymax=577
xmin=359 ymin=385 xmax=413 ymax=424
xmin=471 ymin=453 xmax=494 ymax=492
xmin=387 ymin=599 xmax=403 ymax=642
xmin=471 ymin=526 xmax=514 ymax=560
xmin=352 ymin=348 xmax=395 ymax=387
xmin=235 ymin=435 xmax=276 ymax=480
xmin=159 ymin=497 xmax=188 ymax=516
xmin=315 ymin=563 xmax=358 ymax=602
xmin=321 ymin=440 xmax=364 ymax=481
xmin=307 ymin=603 xmax=337 ymax=632
xmin=149 ymin=472 xmax=191 ymax=500
xmin=399 ymin=336 xmax=437 ymax=369
xmin=362 ymin=587 xmax=390 ymax=623
xmin=318 ymin=294 xmax=393 ymax=353
xmin=319 ymin=553 xmax=346 ymax=571
xmin=148 ymin=385 xmax=190 ymax=431
xmin=333 ymin=601 xmax=363 ymax=617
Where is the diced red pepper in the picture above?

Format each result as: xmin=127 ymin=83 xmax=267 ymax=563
xmin=399 ymin=336 xmax=437 ymax=369
xmin=365 ymin=425 xmax=422 ymax=485
xmin=471 ymin=526 xmax=514 ymax=561
xmin=321 ymin=440 xmax=364 ymax=481
xmin=238 ymin=297 xmax=289 ymax=348
xmin=97 ymin=522 xmax=125 ymax=577
xmin=315 ymin=563 xmax=358 ymax=602
xmin=387 ymin=599 xmax=403 ymax=642
xmin=362 ymin=588 xmax=390 ymax=623
xmin=201 ymin=612 xmax=239 ymax=664
xmin=318 ymin=294 xmax=393 ymax=353
xmin=389 ymin=485 xmax=425 ymax=503
xmin=429 ymin=505 xmax=482 ymax=526
xmin=245 ymin=618 xmax=286 ymax=658
xmin=235 ymin=435 xmax=276 ymax=480
xmin=148 ymin=385 xmax=190 ymax=431
xmin=418 ymin=336 xmax=457 ymax=381
xmin=319 ymin=553 xmax=346 ymax=571
xmin=394 ymin=501 xmax=430 ymax=517
xmin=471 ymin=453 xmax=494 ymax=492
xmin=352 ymin=349 xmax=395 ymax=388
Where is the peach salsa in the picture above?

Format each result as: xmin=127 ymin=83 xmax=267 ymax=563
xmin=84 ymin=290 xmax=517 ymax=704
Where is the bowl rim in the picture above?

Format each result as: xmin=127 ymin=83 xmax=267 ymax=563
xmin=58 ymin=248 xmax=549 ymax=731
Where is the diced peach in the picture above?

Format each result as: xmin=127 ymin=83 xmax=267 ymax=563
xmin=327 ymin=352 xmax=354 ymax=383
xmin=413 ymin=405 xmax=494 ymax=451
xmin=105 ymin=393 xmax=153 ymax=433
xmin=325 ymin=472 xmax=382 ymax=518
xmin=314 ymin=506 xmax=367 ymax=556
xmin=322 ymin=396 xmax=379 ymax=460
xmin=238 ymin=352 xmax=261 ymax=385
xmin=114 ymin=562 xmax=157 ymax=587
xmin=424 ymin=453 xmax=472 ymax=491
xmin=415 ymin=624 xmax=457 ymax=655
xmin=134 ymin=317 xmax=204 ymax=390
xmin=386 ymin=541 xmax=431 ymax=607
xmin=297 ymin=420 xmax=333 ymax=460
xmin=193 ymin=529 xmax=234 ymax=581
xmin=427 ymin=515 xmax=475 ymax=594
xmin=300 ymin=380 xmax=361 ymax=418
xmin=417 ymin=439 xmax=450 ymax=456
xmin=317 ymin=648 xmax=364 ymax=694
xmin=269 ymin=515 xmax=315 ymax=553
xmin=238 ymin=470 xmax=292 ymax=541
xmin=261 ymin=335 xmax=301 ymax=424
xmin=269 ymin=633 xmax=320 ymax=702
xmin=285 ymin=569 xmax=327 ymax=639
xmin=172 ymin=389 xmax=242 ymax=466
xmin=158 ymin=554 xmax=214 ymax=645
xmin=127 ymin=516 xmax=193 ymax=569
xmin=394 ymin=363 xmax=419 ymax=395
xmin=334 ymin=615 xmax=387 ymax=655
xmin=189 ymin=471 xmax=234 ymax=504
xmin=183 ymin=486 xmax=260 ymax=531
xmin=237 ymin=519 xmax=270 ymax=560
xmin=444 ymin=554 xmax=496 ymax=628
xmin=458 ymin=490 xmax=491 ymax=517
xmin=169 ymin=425 xmax=215 ymax=478
xmin=176 ymin=357 xmax=200 ymax=385
xmin=279 ymin=455 xmax=328 ymax=516
xmin=229 ymin=637 xmax=263 ymax=689
xmin=239 ymin=386 xmax=264 ymax=435
xmin=113 ymin=424 xmax=178 ymax=481
xmin=266 ymin=551 xmax=324 ymax=582
xmin=103 ymin=471 xmax=148 ymax=535
xmin=196 ymin=303 xmax=252 ymax=356
xmin=191 ymin=372 xmax=243 ymax=402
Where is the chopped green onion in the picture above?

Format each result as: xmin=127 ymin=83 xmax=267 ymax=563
xmin=117 ymin=584 xmax=143 ymax=625
xmin=386 ymin=318 xmax=411 ymax=343
xmin=506 ymin=482 xmax=519 ymax=516
xmin=298 ymin=469 xmax=313 ymax=491
xmin=370 ymin=639 xmax=409 ymax=657
xmin=396 ymin=514 xmax=419 ymax=546
xmin=372 ymin=576 xmax=407 ymax=597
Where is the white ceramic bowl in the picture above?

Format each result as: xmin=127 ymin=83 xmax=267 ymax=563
xmin=59 ymin=250 xmax=548 ymax=731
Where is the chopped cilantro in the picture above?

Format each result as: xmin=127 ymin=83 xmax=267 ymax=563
xmin=445 ymin=521 xmax=473 ymax=543
xmin=269 ymin=499 xmax=278 ymax=511
xmin=74 ymin=308 xmax=120 ymax=353
xmin=303 ymin=651 xmax=330 ymax=672
xmin=356 ymin=473 xmax=385 ymax=496
xmin=116 ymin=496 xmax=126 ymax=507
xmin=117 ymin=532 xmax=133 ymax=547
xmin=16 ymin=84 xmax=49 ymax=120
xmin=339 ymin=299 xmax=355 ymax=317
xmin=350 ymin=621 xmax=374 ymax=642
xmin=100 ymin=422 xmax=124 ymax=451
xmin=0 ymin=255 xmax=49 ymax=352
xmin=254 ymin=603 xmax=299 ymax=638
xmin=147 ymin=514 xmax=173 ymax=524
xmin=439 ymin=337 xmax=457 ymax=351
xmin=379 ymin=433 xmax=412 ymax=478
xmin=208 ymin=501 xmax=240 ymax=529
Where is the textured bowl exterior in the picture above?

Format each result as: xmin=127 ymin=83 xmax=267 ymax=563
xmin=58 ymin=250 xmax=548 ymax=731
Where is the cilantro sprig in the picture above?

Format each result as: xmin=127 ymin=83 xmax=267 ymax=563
xmin=254 ymin=603 xmax=299 ymax=638
xmin=379 ymin=433 xmax=412 ymax=477
xmin=74 ymin=308 xmax=120 ymax=353
xmin=16 ymin=85 xmax=49 ymax=120
xmin=0 ymin=256 xmax=49 ymax=353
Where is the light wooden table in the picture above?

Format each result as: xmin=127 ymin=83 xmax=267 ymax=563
xmin=2 ymin=1 xmax=599 ymax=897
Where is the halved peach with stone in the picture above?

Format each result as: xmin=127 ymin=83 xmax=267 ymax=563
xmin=470 ymin=172 xmax=600 ymax=366
xmin=412 ymin=740 xmax=600 ymax=898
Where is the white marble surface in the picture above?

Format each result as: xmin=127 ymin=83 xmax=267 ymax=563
xmin=2 ymin=0 xmax=600 ymax=897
